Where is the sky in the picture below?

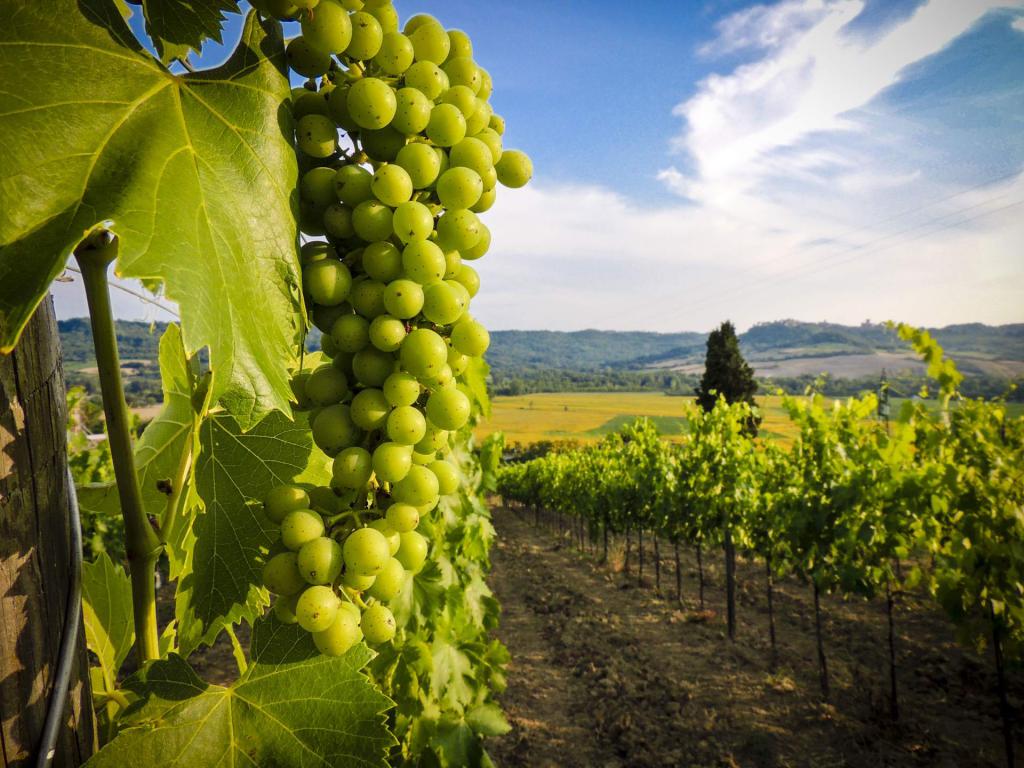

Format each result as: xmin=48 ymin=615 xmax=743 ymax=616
xmin=51 ymin=0 xmax=1024 ymax=333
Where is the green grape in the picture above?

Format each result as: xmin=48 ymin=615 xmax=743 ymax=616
xmin=395 ymin=529 xmax=429 ymax=571
xmin=372 ymin=441 xmax=412 ymax=482
xmin=308 ymin=485 xmax=342 ymax=514
xmin=443 ymin=56 xmax=481 ymax=93
xmin=470 ymin=186 xmax=495 ymax=213
xmin=287 ymin=37 xmax=332 ymax=77
xmin=323 ymin=203 xmax=355 ymax=238
xmin=350 ymin=388 xmax=391 ymax=430
xmin=451 ymin=318 xmax=490 ymax=356
xmin=415 ymin=425 xmax=448 ymax=453
xmin=292 ymin=371 xmax=313 ymax=409
xmin=391 ymin=87 xmax=432 ymax=136
xmin=426 ymin=103 xmax=466 ymax=147
xmin=337 ymin=0 xmax=362 ymax=9
xmin=496 ymin=149 xmax=533 ymax=188
xmin=342 ymin=568 xmax=375 ymax=591
xmin=429 ymin=459 xmax=460 ymax=495
xmin=296 ymin=114 xmax=338 ymax=158
xmin=395 ymin=142 xmax=441 ymax=189
xmin=345 ymin=11 xmax=383 ymax=59
xmin=331 ymin=313 xmax=370 ymax=353
xmin=392 ymin=200 xmax=433 ymax=243
xmin=425 ymin=387 xmax=470 ymax=430
xmin=312 ymin=606 xmax=362 ymax=655
xmin=264 ymin=485 xmax=310 ymax=524
xmin=347 ymin=77 xmax=398 ymax=130
xmin=439 ymin=84 xmax=477 ymax=118
xmin=436 ymin=209 xmax=481 ymax=251
xmin=361 ymin=126 xmax=405 ymax=162
xmin=462 ymin=221 xmax=490 ymax=260
xmin=344 ymin=526 xmax=391 ymax=575
xmin=304 ymin=260 xmax=353 ymax=306
xmin=386 ymin=502 xmax=420 ymax=532
xmin=386 ymin=404 xmax=427 ymax=445
xmin=475 ymin=127 xmax=503 ymax=163
xmin=412 ymin=449 xmax=436 ymax=465
xmin=436 ymin=167 xmax=483 ymax=210
xmin=383 ymin=371 xmax=421 ymax=407
xmin=403 ymin=13 xmax=437 ymax=34
xmin=443 ymin=248 xmax=462 ymax=279
xmin=273 ymin=593 xmax=301 ymax=624
xmin=402 ymin=240 xmax=446 ymax=284
xmin=374 ymin=31 xmax=414 ymax=74
xmin=369 ymin=314 xmax=407 ymax=352
xmin=352 ymin=347 xmax=395 ymax=386
xmin=409 ymin=20 xmax=450 ymax=64
xmin=489 ymin=113 xmax=505 ymax=135
xmin=328 ymin=86 xmax=360 ymax=132
xmin=478 ymin=67 xmax=494 ymax=100
xmin=301 ymin=0 xmax=352 ymax=54
xmin=306 ymin=364 xmax=349 ymax=406
xmin=370 ymin=164 xmax=413 ymax=206
xmin=321 ymin=331 xmax=339 ymax=358
xmin=453 ymin=264 xmax=480 ymax=297
xmin=361 ymin=241 xmax=402 ymax=282
xmin=447 ymin=345 xmax=469 ymax=375
xmin=465 ymin=99 xmax=491 ymax=136
xmin=422 ymin=363 xmax=454 ymax=390
xmin=312 ymin=404 xmax=363 ymax=455
xmin=296 ymin=585 xmax=340 ymax=632
xmin=263 ymin=552 xmax=307 ymax=595
xmin=281 ymin=509 xmax=326 ymax=551
xmin=292 ymin=87 xmax=330 ymax=120
xmin=335 ymin=164 xmax=374 ymax=206
xmin=365 ymin=1 xmax=398 ymax=33
xmin=332 ymin=349 xmax=356 ymax=379
xmin=261 ymin=0 xmax=301 ymax=19
xmin=299 ymin=199 xmax=328 ymax=236
xmin=369 ymin=518 xmax=401 ymax=555
xmin=352 ymin=200 xmax=394 ymax=241
xmin=332 ymin=446 xmax=373 ymax=489
xmin=298 ymin=536 xmax=344 ymax=585
xmin=435 ymin=145 xmax=450 ymax=176
xmin=404 ymin=60 xmax=446 ymax=99
xmin=382 ymin=279 xmax=424 ymax=319
xmin=392 ymin=464 xmax=439 ymax=507
xmin=445 ymin=278 xmax=470 ymax=310
xmin=301 ymin=241 xmax=335 ymax=265
xmin=422 ymin=282 xmax=465 ymax=326
xmin=360 ymin=604 xmax=397 ymax=644
xmin=447 ymin=29 xmax=472 ymax=59
xmin=294 ymin=0 xmax=321 ymax=9
xmin=449 ymin=137 xmax=494 ymax=177
xmin=399 ymin=328 xmax=447 ymax=378
xmin=367 ymin=557 xmax=407 ymax=601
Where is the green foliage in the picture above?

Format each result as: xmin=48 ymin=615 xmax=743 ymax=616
xmin=695 ymin=321 xmax=758 ymax=417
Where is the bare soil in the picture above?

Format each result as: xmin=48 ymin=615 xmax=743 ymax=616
xmin=486 ymin=504 xmax=1022 ymax=768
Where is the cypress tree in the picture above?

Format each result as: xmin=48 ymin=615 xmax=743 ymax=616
xmin=695 ymin=320 xmax=758 ymax=419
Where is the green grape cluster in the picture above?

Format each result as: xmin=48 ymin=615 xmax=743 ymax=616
xmin=253 ymin=0 xmax=531 ymax=656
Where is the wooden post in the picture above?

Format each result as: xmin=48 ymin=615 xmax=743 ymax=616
xmin=1 ymin=296 xmax=95 ymax=766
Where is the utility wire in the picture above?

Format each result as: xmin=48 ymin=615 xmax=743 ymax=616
xmin=63 ymin=266 xmax=180 ymax=319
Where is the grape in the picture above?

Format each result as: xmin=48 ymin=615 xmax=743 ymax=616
xmin=292 ymin=88 xmax=330 ymax=120
xmin=496 ymin=149 xmax=533 ymax=188
xmin=369 ymin=314 xmax=407 ymax=352
xmin=260 ymin=0 xmax=301 ymax=19
xmin=453 ymin=264 xmax=480 ymax=297
xmin=395 ymin=143 xmax=442 ymax=189
xmin=349 ymin=278 xmax=387 ymax=318
xmin=402 ymin=240 xmax=446 ymax=285
xmin=263 ymin=552 xmax=307 ymax=595
xmin=301 ymin=167 xmax=338 ymax=209
xmin=391 ymin=87 xmax=432 ymax=136
xmin=470 ymin=186 xmax=495 ymax=213
xmin=312 ymin=404 xmax=363 ymax=455
xmin=299 ymin=200 xmax=328 ymax=236
xmin=352 ymin=200 xmax=394 ymax=241
xmin=367 ymin=557 xmax=407 ymax=601
xmin=415 ymin=425 xmax=448 ymax=454
xmin=296 ymin=585 xmax=340 ymax=632
xmin=301 ymin=241 xmax=335 ymax=265
xmin=400 ymin=328 xmax=447 ymax=378
xmin=409 ymin=20 xmax=450 ymax=64
xmin=287 ymin=37 xmax=331 ymax=77
xmin=292 ymin=371 xmax=313 ymax=409
xmin=447 ymin=29 xmax=472 ymax=58
xmin=436 ymin=167 xmax=483 ymax=210
xmin=478 ymin=68 xmax=494 ymax=100
xmin=451 ymin=318 xmax=490 ymax=356
xmin=323 ymin=332 xmax=342 ymax=360
xmin=323 ymin=203 xmax=355 ymax=238
xmin=439 ymin=85 xmax=477 ymax=118
xmin=422 ymin=282 xmax=465 ymax=325
xmin=392 ymin=201 xmax=433 ymax=243
xmin=422 ymin=364 xmax=454 ymax=390
xmin=352 ymin=347 xmax=395 ymax=386
xmin=332 ymin=446 xmax=373 ymax=489
xmin=386 ymin=405 xmax=426 ymax=445
xmin=449 ymin=137 xmax=494 ymax=177
xmin=403 ymin=13 xmax=437 ymax=34
xmin=345 ymin=11 xmax=383 ymax=60
xmin=370 ymin=164 xmax=412 ymax=207
xmin=362 ymin=241 xmax=403 ymax=282
xmin=264 ymin=485 xmax=310 ymax=524
xmin=308 ymin=485 xmax=342 ymax=514
xmin=306 ymin=364 xmax=349 ymax=406
xmin=412 ymin=450 xmax=435 ymax=466
xmin=404 ymin=60 xmax=447 ymax=100
xmin=296 ymin=114 xmax=338 ymax=158
xmin=332 ymin=313 xmax=370 ymax=353
xmin=385 ymin=502 xmax=420 ymax=532
xmin=369 ymin=518 xmax=401 ymax=555
xmin=437 ymin=209 xmax=481 ymax=251
xmin=344 ymin=527 xmax=391 ymax=575
xmin=273 ymin=593 xmax=301 ymax=624
xmin=372 ymin=441 xmax=412 ymax=482
xmin=347 ymin=77 xmax=397 ymax=130
xmin=465 ymin=100 xmax=491 ymax=136
xmin=392 ymin=465 xmax=439 ymax=507
xmin=328 ymin=86 xmax=360 ymax=132
xmin=383 ymin=371 xmax=421 ymax=407
xmin=489 ymin=113 xmax=505 ymax=135
xmin=361 ymin=127 xmax=405 ymax=162
xmin=297 ymin=536 xmax=344 ymax=584
xmin=335 ymin=165 xmax=374 ymax=206
xmin=304 ymin=260 xmax=352 ymax=306
xmin=365 ymin=2 xmax=398 ymax=33
xmin=475 ymin=127 xmax=503 ymax=164
xmin=336 ymin=0 xmax=360 ymax=9
xmin=301 ymin=0 xmax=352 ymax=54
xmin=429 ymin=460 xmax=460 ymax=495
xmin=280 ymin=509 xmax=326 ymax=550
xmin=374 ymin=31 xmax=414 ymax=74
xmin=443 ymin=56 xmax=481 ymax=93
xmin=425 ymin=387 xmax=471 ymax=430
xmin=312 ymin=606 xmax=362 ymax=655
xmin=426 ymin=103 xmax=466 ymax=147
xmin=350 ymin=388 xmax=391 ymax=430
xmin=461 ymin=222 xmax=490 ymax=260
xmin=443 ymin=249 xmax=462 ymax=279
xmin=361 ymin=604 xmax=397 ymax=644
xmin=342 ymin=568 xmax=375 ymax=591
xmin=446 ymin=346 xmax=469 ymax=375
xmin=382 ymin=279 xmax=424 ymax=319
xmin=395 ymin=530 xmax=429 ymax=571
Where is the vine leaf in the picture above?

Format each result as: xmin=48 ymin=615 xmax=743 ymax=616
xmin=85 ymin=620 xmax=397 ymax=767
xmin=82 ymin=552 xmax=135 ymax=688
xmin=140 ymin=0 xmax=242 ymax=64
xmin=0 ymin=0 xmax=302 ymax=429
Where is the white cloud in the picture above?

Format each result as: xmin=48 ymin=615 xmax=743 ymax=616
xmin=1013 ymin=15 xmax=1024 ymax=31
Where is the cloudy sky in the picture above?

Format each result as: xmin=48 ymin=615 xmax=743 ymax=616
xmin=52 ymin=0 xmax=1024 ymax=333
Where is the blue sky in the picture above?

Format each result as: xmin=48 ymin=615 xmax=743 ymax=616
xmin=52 ymin=0 xmax=1024 ymax=332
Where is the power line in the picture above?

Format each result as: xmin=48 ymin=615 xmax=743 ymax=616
xmin=63 ymin=266 xmax=181 ymax=319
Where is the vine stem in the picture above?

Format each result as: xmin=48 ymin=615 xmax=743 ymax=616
xmin=76 ymin=245 xmax=162 ymax=664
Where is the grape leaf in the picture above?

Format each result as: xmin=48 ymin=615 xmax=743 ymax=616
xmin=86 ymin=620 xmax=397 ymax=767
xmin=0 ymin=0 xmax=302 ymax=429
xmin=139 ymin=0 xmax=242 ymax=64
xmin=82 ymin=552 xmax=135 ymax=688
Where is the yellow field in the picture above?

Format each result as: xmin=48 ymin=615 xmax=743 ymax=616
xmin=474 ymin=392 xmax=801 ymax=446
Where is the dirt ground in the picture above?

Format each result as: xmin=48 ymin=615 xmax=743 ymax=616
xmin=486 ymin=504 xmax=1022 ymax=768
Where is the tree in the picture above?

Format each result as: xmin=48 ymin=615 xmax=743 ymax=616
xmin=695 ymin=321 xmax=758 ymax=414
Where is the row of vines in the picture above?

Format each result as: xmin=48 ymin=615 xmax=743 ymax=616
xmin=496 ymin=325 xmax=1024 ymax=767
